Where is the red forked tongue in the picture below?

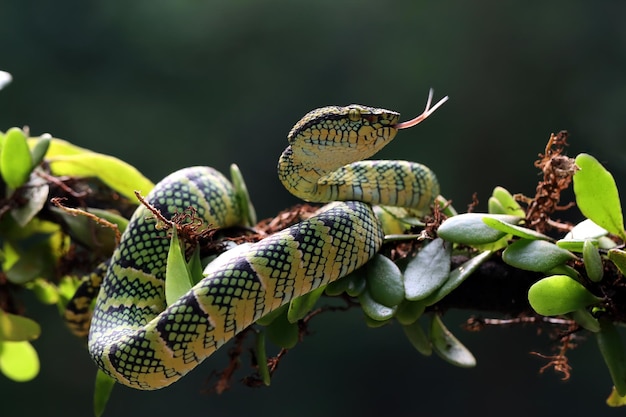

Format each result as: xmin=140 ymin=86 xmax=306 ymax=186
xmin=394 ymin=89 xmax=449 ymax=130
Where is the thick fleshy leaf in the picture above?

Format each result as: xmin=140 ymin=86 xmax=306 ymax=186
xmin=345 ymin=270 xmax=366 ymax=297
xmin=287 ymin=286 xmax=325 ymax=323
xmin=0 ymin=340 xmax=40 ymax=381
xmin=608 ymin=249 xmax=626 ymax=277
xmin=437 ymin=213 xmax=521 ymax=245
xmin=491 ymin=186 xmax=525 ymax=217
xmin=430 ymin=314 xmax=476 ymax=368
xmin=571 ymin=308 xmax=600 ymax=333
xmin=256 ymin=304 xmax=288 ymax=327
xmin=0 ymin=310 xmax=41 ymax=341
xmin=597 ymin=319 xmax=626 ymax=396
xmin=395 ymin=299 xmax=426 ymax=325
xmin=29 ymin=136 xmax=51 ymax=168
xmin=1 ymin=128 xmax=33 ymax=189
xmin=165 ymin=228 xmax=193 ymax=306
xmin=556 ymin=239 xmax=592 ymax=253
xmin=10 ymin=172 xmax=49 ymax=227
xmin=403 ymin=238 xmax=451 ymax=300
xmin=423 ymin=250 xmax=493 ymax=306
xmin=565 ymin=219 xmax=609 ymax=240
xmin=502 ymin=239 xmax=577 ymax=272
xmin=324 ymin=275 xmax=350 ymax=296
xmin=573 ymin=154 xmax=625 ymax=240
xmin=487 ymin=196 xmax=506 ymax=215
xmin=482 ymin=217 xmax=553 ymax=241
xmin=358 ymin=290 xmax=397 ymax=321
xmin=365 ymin=254 xmax=404 ymax=307
xmin=265 ymin=309 xmax=299 ymax=349
xmin=402 ymin=320 xmax=432 ymax=356
xmin=583 ymin=239 xmax=604 ymax=282
xmin=255 ymin=330 xmax=271 ymax=386
xmin=528 ymin=275 xmax=601 ymax=316
xmin=94 ymin=369 xmax=116 ymax=417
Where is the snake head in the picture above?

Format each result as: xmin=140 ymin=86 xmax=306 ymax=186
xmin=286 ymin=104 xmax=401 ymax=170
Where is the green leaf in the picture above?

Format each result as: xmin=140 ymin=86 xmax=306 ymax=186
xmin=423 ymin=250 xmax=493 ymax=306
xmin=344 ymin=269 xmax=366 ymax=297
xmin=256 ymin=304 xmax=288 ymax=327
xmin=287 ymin=286 xmax=325 ymax=323
xmin=482 ymin=217 xmax=553 ymax=241
xmin=0 ymin=310 xmax=41 ymax=341
xmin=608 ymin=249 xmax=626 ymax=277
xmin=0 ymin=340 xmax=40 ymax=382
xmin=573 ymin=153 xmax=626 ymax=240
xmin=364 ymin=254 xmax=404 ymax=307
xmin=230 ymin=163 xmax=257 ymax=227
xmin=395 ymin=299 xmax=426 ymax=325
xmin=187 ymin=246 xmax=204 ymax=285
xmin=491 ymin=186 xmax=525 ymax=217
xmin=94 ymin=369 xmax=116 ymax=417
xmin=324 ymin=275 xmax=350 ymax=296
xmin=255 ymin=330 xmax=271 ymax=386
xmin=29 ymin=135 xmax=51 ymax=168
xmin=39 ymin=138 xmax=154 ymax=200
xmin=607 ymin=386 xmax=626 ymax=407
xmin=358 ymin=290 xmax=397 ymax=321
xmin=583 ymin=239 xmax=604 ymax=282
xmin=487 ymin=196 xmax=506 ymax=215
xmin=165 ymin=228 xmax=193 ymax=306
xmin=571 ymin=308 xmax=600 ymax=333
xmin=556 ymin=239 xmax=592 ymax=253
xmin=403 ymin=238 xmax=451 ymax=301
xmin=1 ymin=128 xmax=33 ymax=189
xmin=502 ymin=239 xmax=577 ymax=272
xmin=597 ymin=319 xmax=626 ymax=396
xmin=430 ymin=314 xmax=476 ymax=368
xmin=28 ymin=278 xmax=60 ymax=305
xmin=437 ymin=213 xmax=521 ymax=245
xmin=528 ymin=275 xmax=602 ymax=316
xmin=565 ymin=218 xmax=608 ymax=240
xmin=265 ymin=308 xmax=299 ymax=349
xmin=402 ymin=320 xmax=432 ymax=356
xmin=10 ymin=172 xmax=49 ymax=227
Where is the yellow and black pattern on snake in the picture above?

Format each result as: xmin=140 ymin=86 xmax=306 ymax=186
xmin=75 ymin=94 xmax=445 ymax=390
xmin=278 ymin=104 xmax=439 ymax=212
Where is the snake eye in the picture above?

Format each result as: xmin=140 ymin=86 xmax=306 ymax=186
xmin=348 ymin=108 xmax=361 ymax=122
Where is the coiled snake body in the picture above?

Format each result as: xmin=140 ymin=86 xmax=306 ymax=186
xmin=71 ymin=91 xmax=447 ymax=390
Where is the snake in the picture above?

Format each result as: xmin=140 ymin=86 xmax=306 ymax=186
xmin=65 ymin=90 xmax=447 ymax=390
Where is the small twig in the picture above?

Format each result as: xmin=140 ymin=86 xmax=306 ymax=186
xmin=37 ymin=171 xmax=89 ymax=198
xmin=51 ymin=197 xmax=121 ymax=245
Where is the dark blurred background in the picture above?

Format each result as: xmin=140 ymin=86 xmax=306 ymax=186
xmin=2 ymin=1 xmax=626 ymax=416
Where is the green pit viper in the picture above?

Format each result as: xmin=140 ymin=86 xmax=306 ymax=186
xmin=65 ymin=90 xmax=447 ymax=390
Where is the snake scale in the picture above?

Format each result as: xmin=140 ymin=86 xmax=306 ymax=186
xmin=66 ymin=90 xmax=447 ymax=390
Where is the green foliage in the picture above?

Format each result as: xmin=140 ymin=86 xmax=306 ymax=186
xmin=435 ymin=154 xmax=626 ymax=404
xmin=528 ymin=275 xmax=601 ymax=316
xmin=573 ymin=154 xmax=625 ymax=240
xmin=165 ymin=228 xmax=194 ymax=306
xmin=430 ymin=314 xmax=476 ymax=368
xmin=93 ymin=370 xmax=116 ymax=417
xmin=1 ymin=77 xmax=625 ymax=413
